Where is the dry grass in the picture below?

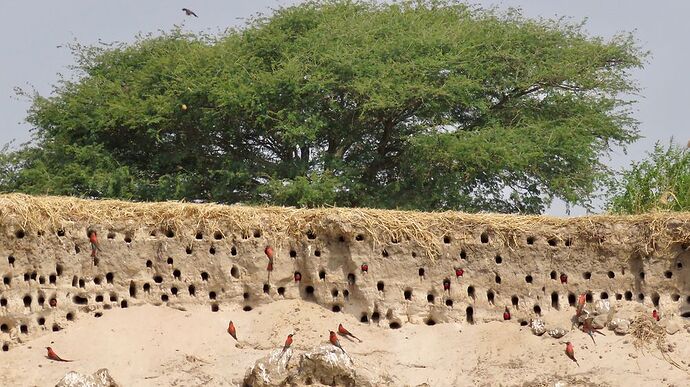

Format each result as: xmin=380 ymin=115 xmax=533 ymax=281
xmin=629 ymin=314 xmax=684 ymax=371
xmin=0 ymin=193 xmax=689 ymax=259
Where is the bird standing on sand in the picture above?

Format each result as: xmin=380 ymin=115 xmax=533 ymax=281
xmin=264 ymin=246 xmax=274 ymax=272
xmin=279 ymin=333 xmax=294 ymax=357
xmin=338 ymin=323 xmax=362 ymax=342
xmin=182 ymin=8 xmax=198 ymax=17
xmin=46 ymin=347 xmax=72 ymax=362
xmin=565 ymin=342 xmax=579 ymax=366
xmin=227 ymin=321 xmax=237 ymax=341
xmin=503 ymin=306 xmax=511 ymax=320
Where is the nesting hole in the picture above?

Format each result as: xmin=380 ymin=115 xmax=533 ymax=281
xmin=195 ymin=232 xmax=203 ymax=240
xmin=95 ymin=295 xmax=104 ymax=303
xmin=23 ymin=295 xmax=32 ymax=307
xmin=121 ymin=300 xmax=128 ymax=308
xmin=153 ymin=275 xmax=163 ymax=284
xmin=568 ymin=293 xmax=576 ymax=306
xmin=56 ymin=264 xmax=63 ymax=276
xmin=2 ymin=276 xmax=10 ymax=286
xmin=665 ymin=271 xmax=673 ymax=279
xmin=331 ymin=305 xmax=342 ymax=313
xmin=600 ymin=292 xmax=609 ymax=300
xmin=72 ymin=295 xmax=88 ymax=305
xmin=318 ymin=270 xmax=326 ymax=280
xmin=443 ymin=235 xmax=451 ymax=244
xmin=290 ymin=250 xmax=297 ymax=258
xmin=107 ymin=232 xmax=115 ymax=239
xmin=565 ymin=238 xmax=572 ymax=247
xmin=526 ymin=236 xmax=535 ymax=245
xmin=548 ymin=238 xmax=557 ymax=247
xmin=418 ymin=268 xmax=425 ymax=277
xmin=124 ymin=236 xmax=132 ymax=243
xmin=146 ymin=260 xmax=153 ymax=268
xmin=165 ymin=229 xmax=175 ymax=238
xmin=638 ymin=293 xmax=645 ymax=301
xmin=214 ymin=231 xmax=223 ymax=240
xmin=377 ymin=281 xmax=385 ymax=291
xmin=185 ymin=246 xmax=193 ymax=255
xmin=7 ymin=256 xmax=15 ymax=267
xmin=639 ymin=272 xmax=645 ymax=280
xmin=263 ymin=283 xmax=270 ymax=294
xmin=243 ymin=305 xmax=253 ymax=312
xmin=20 ymin=325 xmax=28 ymax=334
xmin=360 ymin=313 xmax=369 ymax=323
xmin=355 ymin=234 xmax=364 ymax=241
xmin=15 ymin=229 xmax=25 ymax=239
xmin=209 ymin=247 xmax=216 ymax=255
xmin=624 ymin=291 xmax=633 ymax=301
xmin=525 ymin=275 xmax=533 ymax=284
xmin=371 ymin=311 xmax=380 ymax=322
xmin=347 ymin=273 xmax=356 ymax=285
xmin=306 ymin=230 xmax=316 ymax=240
xmin=305 ymin=286 xmax=315 ymax=296
xmin=616 ymin=293 xmax=623 ymax=300
xmin=671 ymin=294 xmax=680 ymax=301
xmin=533 ymin=305 xmax=542 ymax=315
xmin=209 ymin=291 xmax=217 ymax=300
xmin=188 ymin=284 xmax=196 ymax=296
xmin=424 ymin=318 xmax=436 ymax=326
xmin=466 ymin=306 xmax=474 ymax=324
xmin=460 ymin=250 xmax=467 ymax=260
xmin=343 ymin=290 xmax=349 ymax=298
xmin=37 ymin=317 xmax=45 ymax=325
xmin=230 ymin=266 xmax=240 ymax=279
xmin=170 ymin=287 xmax=178 ymax=295
xmin=143 ymin=283 xmax=151 ymax=293
xmin=94 ymin=313 xmax=102 ymax=318
xmin=277 ymin=287 xmax=285 ymax=296
xmin=231 ymin=246 xmax=237 ymax=256
xmin=495 ymin=255 xmax=502 ymax=264
xmin=211 ymin=304 xmax=219 ymax=312
xmin=404 ymin=289 xmax=412 ymax=300
xmin=79 ymin=278 xmax=85 ymax=288
xmin=161 ymin=294 xmax=169 ymax=302
xmin=166 ymin=257 xmax=173 ymax=265
xmin=201 ymin=272 xmax=209 ymax=281
xmin=585 ymin=292 xmax=593 ymax=303
xmin=480 ymin=232 xmax=489 ymax=243
xmin=511 ymin=295 xmax=519 ymax=307
xmin=487 ymin=290 xmax=495 ymax=304
xmin=106 ymin=272 xmax=114 ymax=284
xmin=173 ymin=269 xmax=181 ymax=280
xmin=467 ymin=286 xmax=475 ymax=299
xmin=66 ymin=313 xmax=74 ymax=321
xmin=0 ymin=324 xmax=8 ymax=333
xmin=551 ymin=292 xmax=559 ymax=309
xmin=0 ymin=298 xmax=6 ymax=307
xmin=427 ymin=293 xmax=435 ymax=303
xmin=550 ymin=271 xmax=556 ymax=280
xmin=243 ymin=292 xmax=250 ymax=300
xmin=583 ymin=272 xmax=591 ymax=280
xmin=331 ymin=288 xmax=339 ymax=297
xmin=608 ymin=271 xmax=615 ymax=279
xmin=389 ymin=321 xmax=401 ymax=329
xmin=445 ymin=299 xmax=453 ymax=307
xmin=381 ymin=249 xmax=389 ymax=257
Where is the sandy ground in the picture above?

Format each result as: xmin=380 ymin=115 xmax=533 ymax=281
xmin=1 ymin=300 xmax=689 ymax=386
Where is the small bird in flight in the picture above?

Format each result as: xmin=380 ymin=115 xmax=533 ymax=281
xmin=182 ymin=8 xmax=198 ymax=17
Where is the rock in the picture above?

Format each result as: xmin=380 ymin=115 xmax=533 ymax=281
xmin=662 ymin=318 xmax=681 ymax=335
xmin=609 ymin=318 xmax=629 ymax=335
xmin=297 ymin=345 xmax=370 ymax=387
xmin=593 ymin=300 xmax=611 ymax=316
xmin=55 ymin=368 xmax=119 ymax=387
xmin=592 ymin=314 xmax=609 ymax=330
xmin=243 ymin=347 xmax=293 ymax=387
xmin=530 ymin=319 xmax=545 ymax=336
xmin=547 ymin=328 xmax=567 ymax=339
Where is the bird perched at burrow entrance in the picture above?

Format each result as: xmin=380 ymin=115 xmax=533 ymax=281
xmin=576 ymin=293 xmax=587 ymax=316
xmin=442 ymin=278 xmax=451 ymax=292
xmin=227 ymin=321 xmax=237 ymax=341
xmin=360 ymin=263 xmax=368 ymax=273
xmin=182 ymin=8 xmax=198 ymax=17
xmin=280 ymin=333 xmax=294 ymax=357
xmin=455 ymin=268 xmax=464 ymax=278
xmin=46 ymin=347 xmax=72 ymax=362
xmin=503 ymin=306 xmax=511 ymax=321
xmin=653 ymin=309 xmax=660 ymax=321
xmin=565 ymin=342 xmax=579 ymax=366
xmin=88 ymin=229 xmax=100 ymax=258
xmin=329 ymin=330 xmax=352 ymax=361
xmin=294 ymin=272 xmax=302 ymax=282
xmin=338 ymin=323 xmax=362 ymax=342
xmin=264 ymin=246 xmax=274 ymax=272
xmin=560 ymin=273 xmax=568 ymax=284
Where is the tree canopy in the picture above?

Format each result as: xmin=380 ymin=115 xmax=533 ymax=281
xmin=608 ymin=140 xmax=690 ymax=214
xmin=1 ymin=0 xmax=646 ymax=213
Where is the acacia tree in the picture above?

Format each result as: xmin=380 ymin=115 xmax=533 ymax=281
xmin=1 ymin=1 xmax=645 ymax=213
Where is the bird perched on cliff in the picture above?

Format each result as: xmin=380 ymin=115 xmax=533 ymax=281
xmin=49 ymin=298 xmax=57 ymax=308
xmin=294 ymin=272 xmax=302 ymax=282
xmin=503 ymin=306 xmax=511 ymax=320
xmin=88 ymin=229 xmax=100 ymax=258
xmin=455 ymin=268 xmax=464 ymax=278
xmin=264 ymin=246 xmax=274 ymax=272
xmin=46 ymin=347 xmax=72 ymax=362
xmin=227 ymin=321 xmax=237 ymax=341
xmin=652 ymin=309 xmax=660 ymax=321
xmin=442 ymin=278 xmax=451 ymax=292
xmin=360 ymin=263 xmax=368 ymax=273
xmin=576 ymin=293 xmax=587 ymax=316
xmin=559 ymin=273 xmax=567 ymax=284
xmin=280 ymin=333 xmax=294 ymax=357
xmin=182 ymin=8 xmax=198 ymax=17
xmin=330 ymin=330 xmax=352 ymax=361
xmin=338 ymin=323 xmax=362 ymax=342
xmin=564 ymin=342 xmax=579 ymax=366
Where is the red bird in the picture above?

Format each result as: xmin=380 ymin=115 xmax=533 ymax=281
xmin=565 ymin=342 xmax=579 ymax=366
xmin=294 ymin=272 xmax=302 ymax=282
xmin=329 ymin=330 xmax=352 ymax=361
xmin=576 ymin=293 xmax=587 ymax=316
xmin=442 ymin=279 xmax=451 ymax=291
xmin=227 ymin=321 xmax=237 ymax=341
xmin=280 ymin=333 xmax=294 ymax=357
xmin=503 ymin=306 xmax=511 ymax=321
xmin=455 ymin=268 xmax=464 ymax=278
xmin=338 ymin=323 xmax=362 ymax=342
xmin=88 ymin=230 xmax=100 ymax=258
xmin=560 ymin=273 xmax=567 ymax=284
xmin=46 ymin=347 xmax=72 ymax=362
xmin=360 ymin=263 xmax=368 ymax=273
xmin=652 ymin=310 xmax=660 ymax=321
xmin=49 ymin=298 xmax=57 ymax=308
xmin=264 ymin=246 xmax=274 ymax=272
xmin=581 ymin=317 xmax=605 ymax=344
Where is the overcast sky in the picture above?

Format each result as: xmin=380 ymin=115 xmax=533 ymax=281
xmin=1 ymin=1 xmax=687 ymax=215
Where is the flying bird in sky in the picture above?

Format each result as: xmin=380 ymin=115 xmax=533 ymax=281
xmin=182 ymin=8 xmax=198 ymax=17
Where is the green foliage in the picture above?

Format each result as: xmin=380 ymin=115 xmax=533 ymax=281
xmin=608 ymin=141 xmax=690 ymax=214
xmin=1 ymin=0 xmax=646 ymax=212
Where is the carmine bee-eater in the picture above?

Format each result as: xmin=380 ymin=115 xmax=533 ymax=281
xmin=88 ymin=230 xmax=101 ymax=258
xmin=576 ymin=293 xmax=587 ymax=316
xmin=581 ymin=317 xmax=605 ymax=344
xmin=455 ymin=268 xmax=464 ymax=278
xmin=360 ymin=263 xmax=368 ymax=273
xmin=565 ymin=342 xmax=579 ymax=366
xmin=560 ymin=273 xmax=568 ymax=284
xmin=280 ymin=333 xmax=294 ymax=357
xmin=443 ymin=278 xmax=451 ymax=291
xmin=338 ymin=323 xmax=362 ymax=342
xmin=503 ymin=306 xmax=511 ymax=321
xmin=294 ymin=272 xmax=302 ymax=282
xmin=264 ymin=246 xmax=274 ymax=272
xmin=652 ymin=309 xmax=660 ymax=321
xmin=227 ymin=321 xmax=237 ymax=341
xmin=329 ymin=330 xmax=352 ymax=361
xmin=46 ymin=347 xmax=72 ymax=362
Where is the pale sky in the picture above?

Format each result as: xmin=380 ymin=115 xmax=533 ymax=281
xmin=1 ymin=1 xmax=687 ymax=215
